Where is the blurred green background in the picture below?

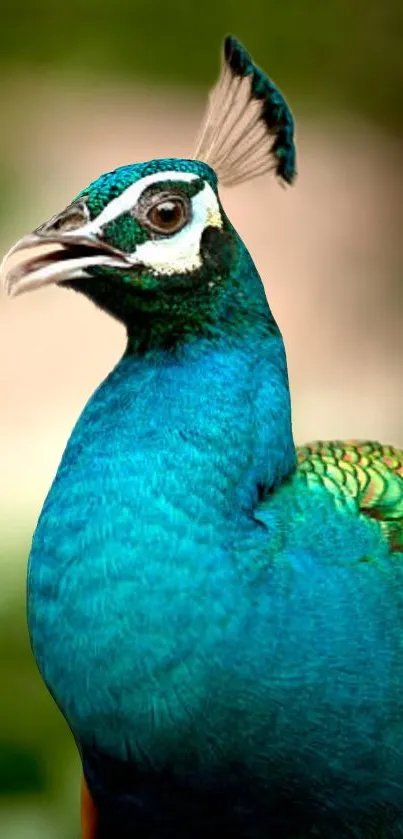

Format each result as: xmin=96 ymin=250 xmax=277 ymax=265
xmin=0 ymin=2 xmax=402 ymax=837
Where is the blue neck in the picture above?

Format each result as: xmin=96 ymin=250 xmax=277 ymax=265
xmin=66 ymin=237 xmax=296 ymax=517
xmin=62 ymin=326 xmax=295 ymax=522
xmin=28 ymin=244 xmax=296 ymax=758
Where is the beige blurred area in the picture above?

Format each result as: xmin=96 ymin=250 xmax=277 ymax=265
xmin=1 ymin=77 xmax=402 ymax=570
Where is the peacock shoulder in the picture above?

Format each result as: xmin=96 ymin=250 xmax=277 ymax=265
xmin=297 ymin=440 xmax=403 ymax=553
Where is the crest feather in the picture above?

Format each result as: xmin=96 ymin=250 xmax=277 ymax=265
xmin=194 ymin=36 xmax=296 ymax=187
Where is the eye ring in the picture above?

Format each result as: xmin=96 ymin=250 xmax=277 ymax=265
xmin=146 ymin=197 xmax=188 ymax=235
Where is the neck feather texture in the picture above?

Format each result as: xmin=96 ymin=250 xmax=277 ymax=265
xmin=28 ymin=251 xmax=296 ymax=756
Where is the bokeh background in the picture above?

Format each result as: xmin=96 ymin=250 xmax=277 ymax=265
xmin=1 ymin=2 xmax=402 ymax=837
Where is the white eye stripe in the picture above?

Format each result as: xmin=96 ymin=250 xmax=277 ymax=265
xmin=80 ymin=171 xmax=201 ymax=236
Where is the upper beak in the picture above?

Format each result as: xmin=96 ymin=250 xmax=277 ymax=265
xmin=1 ymin=199 xmax=132 ymax=298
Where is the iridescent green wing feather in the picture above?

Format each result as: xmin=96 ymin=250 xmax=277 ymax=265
xmin=297 ymin=440 xmax=403 ymax=552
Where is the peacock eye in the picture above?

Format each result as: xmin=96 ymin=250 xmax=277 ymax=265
xmin=146 ymin=198 xmax=187 ymax=234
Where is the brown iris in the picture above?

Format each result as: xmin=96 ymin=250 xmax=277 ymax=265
xmin=146 ymin=198 xmax=187 ymax=234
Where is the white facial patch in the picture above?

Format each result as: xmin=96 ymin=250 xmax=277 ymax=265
xmin=133 ymin=181 xmax=222 ymax=275
xmin=80 ymin=170 xmax=223 ymax=276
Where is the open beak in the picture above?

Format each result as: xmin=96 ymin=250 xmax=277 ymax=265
xmin=1 ymin=199 xmax=133 ymax=298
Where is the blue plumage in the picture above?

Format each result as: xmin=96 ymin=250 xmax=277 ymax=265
xmin=2 ymin=37 xmax=403 ymax=839
xmin=26 ymin=206 xmax=403 ymax=836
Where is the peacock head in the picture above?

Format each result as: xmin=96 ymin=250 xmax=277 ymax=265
xmin=1 ymin=36 xmax=296 ymax=347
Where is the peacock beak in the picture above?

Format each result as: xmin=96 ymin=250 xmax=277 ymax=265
xmin=1 ymin=199 xmax=133 ymax=297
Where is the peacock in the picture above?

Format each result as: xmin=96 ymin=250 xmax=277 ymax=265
xmin=2 ymin=35 xmax=403 ymax=839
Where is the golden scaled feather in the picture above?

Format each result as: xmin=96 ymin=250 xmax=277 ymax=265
xmin=297 ymin=440 xmax=403 ymax=553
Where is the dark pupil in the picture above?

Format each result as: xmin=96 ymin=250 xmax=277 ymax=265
xmin=157 ymin=201 xmax=179 ymax=225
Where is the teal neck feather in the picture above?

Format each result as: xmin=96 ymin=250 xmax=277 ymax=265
xmin=28 ymin=256 xmax=295 ymax=755
xmin=71 ymin=216 xmax=277 ymax=355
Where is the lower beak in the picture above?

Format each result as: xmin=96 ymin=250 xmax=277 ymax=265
xmin=1 ymin=230 xmax=131 ymax=298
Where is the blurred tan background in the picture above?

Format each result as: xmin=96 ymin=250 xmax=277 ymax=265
xmin=0 ymin=3 xmax=402 ymax=837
